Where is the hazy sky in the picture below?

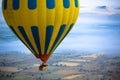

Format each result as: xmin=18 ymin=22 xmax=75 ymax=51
xmin=0 ymin=0 xmax=120 ymax=54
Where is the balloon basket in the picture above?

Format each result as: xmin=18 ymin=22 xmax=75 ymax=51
xmin=39 ymin=63 xmax=48 ymax=71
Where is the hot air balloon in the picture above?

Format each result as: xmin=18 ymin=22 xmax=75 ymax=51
xmin=2 ymin=0 xmax=79 ymax=70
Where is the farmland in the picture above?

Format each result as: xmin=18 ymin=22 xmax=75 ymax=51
xmin=0 ymin=52 xmax=120 ymax=80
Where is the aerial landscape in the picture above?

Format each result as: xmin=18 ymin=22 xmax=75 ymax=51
xmin=0 ymin=0 xmax=120 ymax=80
xmin=0 ymin=52 xmax=120 ymax=80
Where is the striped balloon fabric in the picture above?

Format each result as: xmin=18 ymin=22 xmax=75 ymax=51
xmin=2 ymin=0 xmax=79 ymax=63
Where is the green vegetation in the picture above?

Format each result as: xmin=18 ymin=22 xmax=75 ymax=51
xmin=0 ymin=52 xmax=120 ymax=80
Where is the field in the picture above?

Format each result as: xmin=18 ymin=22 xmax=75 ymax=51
xmin=62 ymin=74 xmax=83 ymax=79
xmin=0 ymin=52 xmax=120 ymax=80
xmin=0 ymin=67 xmax=22 ymax=72
xmin=53 ymin=62 xmax=79 ymax=66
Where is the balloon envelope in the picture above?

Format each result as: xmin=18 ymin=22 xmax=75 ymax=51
xmin=2 ymin=0 xmax=79 ymax=63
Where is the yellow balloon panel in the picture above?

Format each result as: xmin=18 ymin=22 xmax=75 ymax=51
xmin=2 ymin=0 xmax=79 ymax=63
